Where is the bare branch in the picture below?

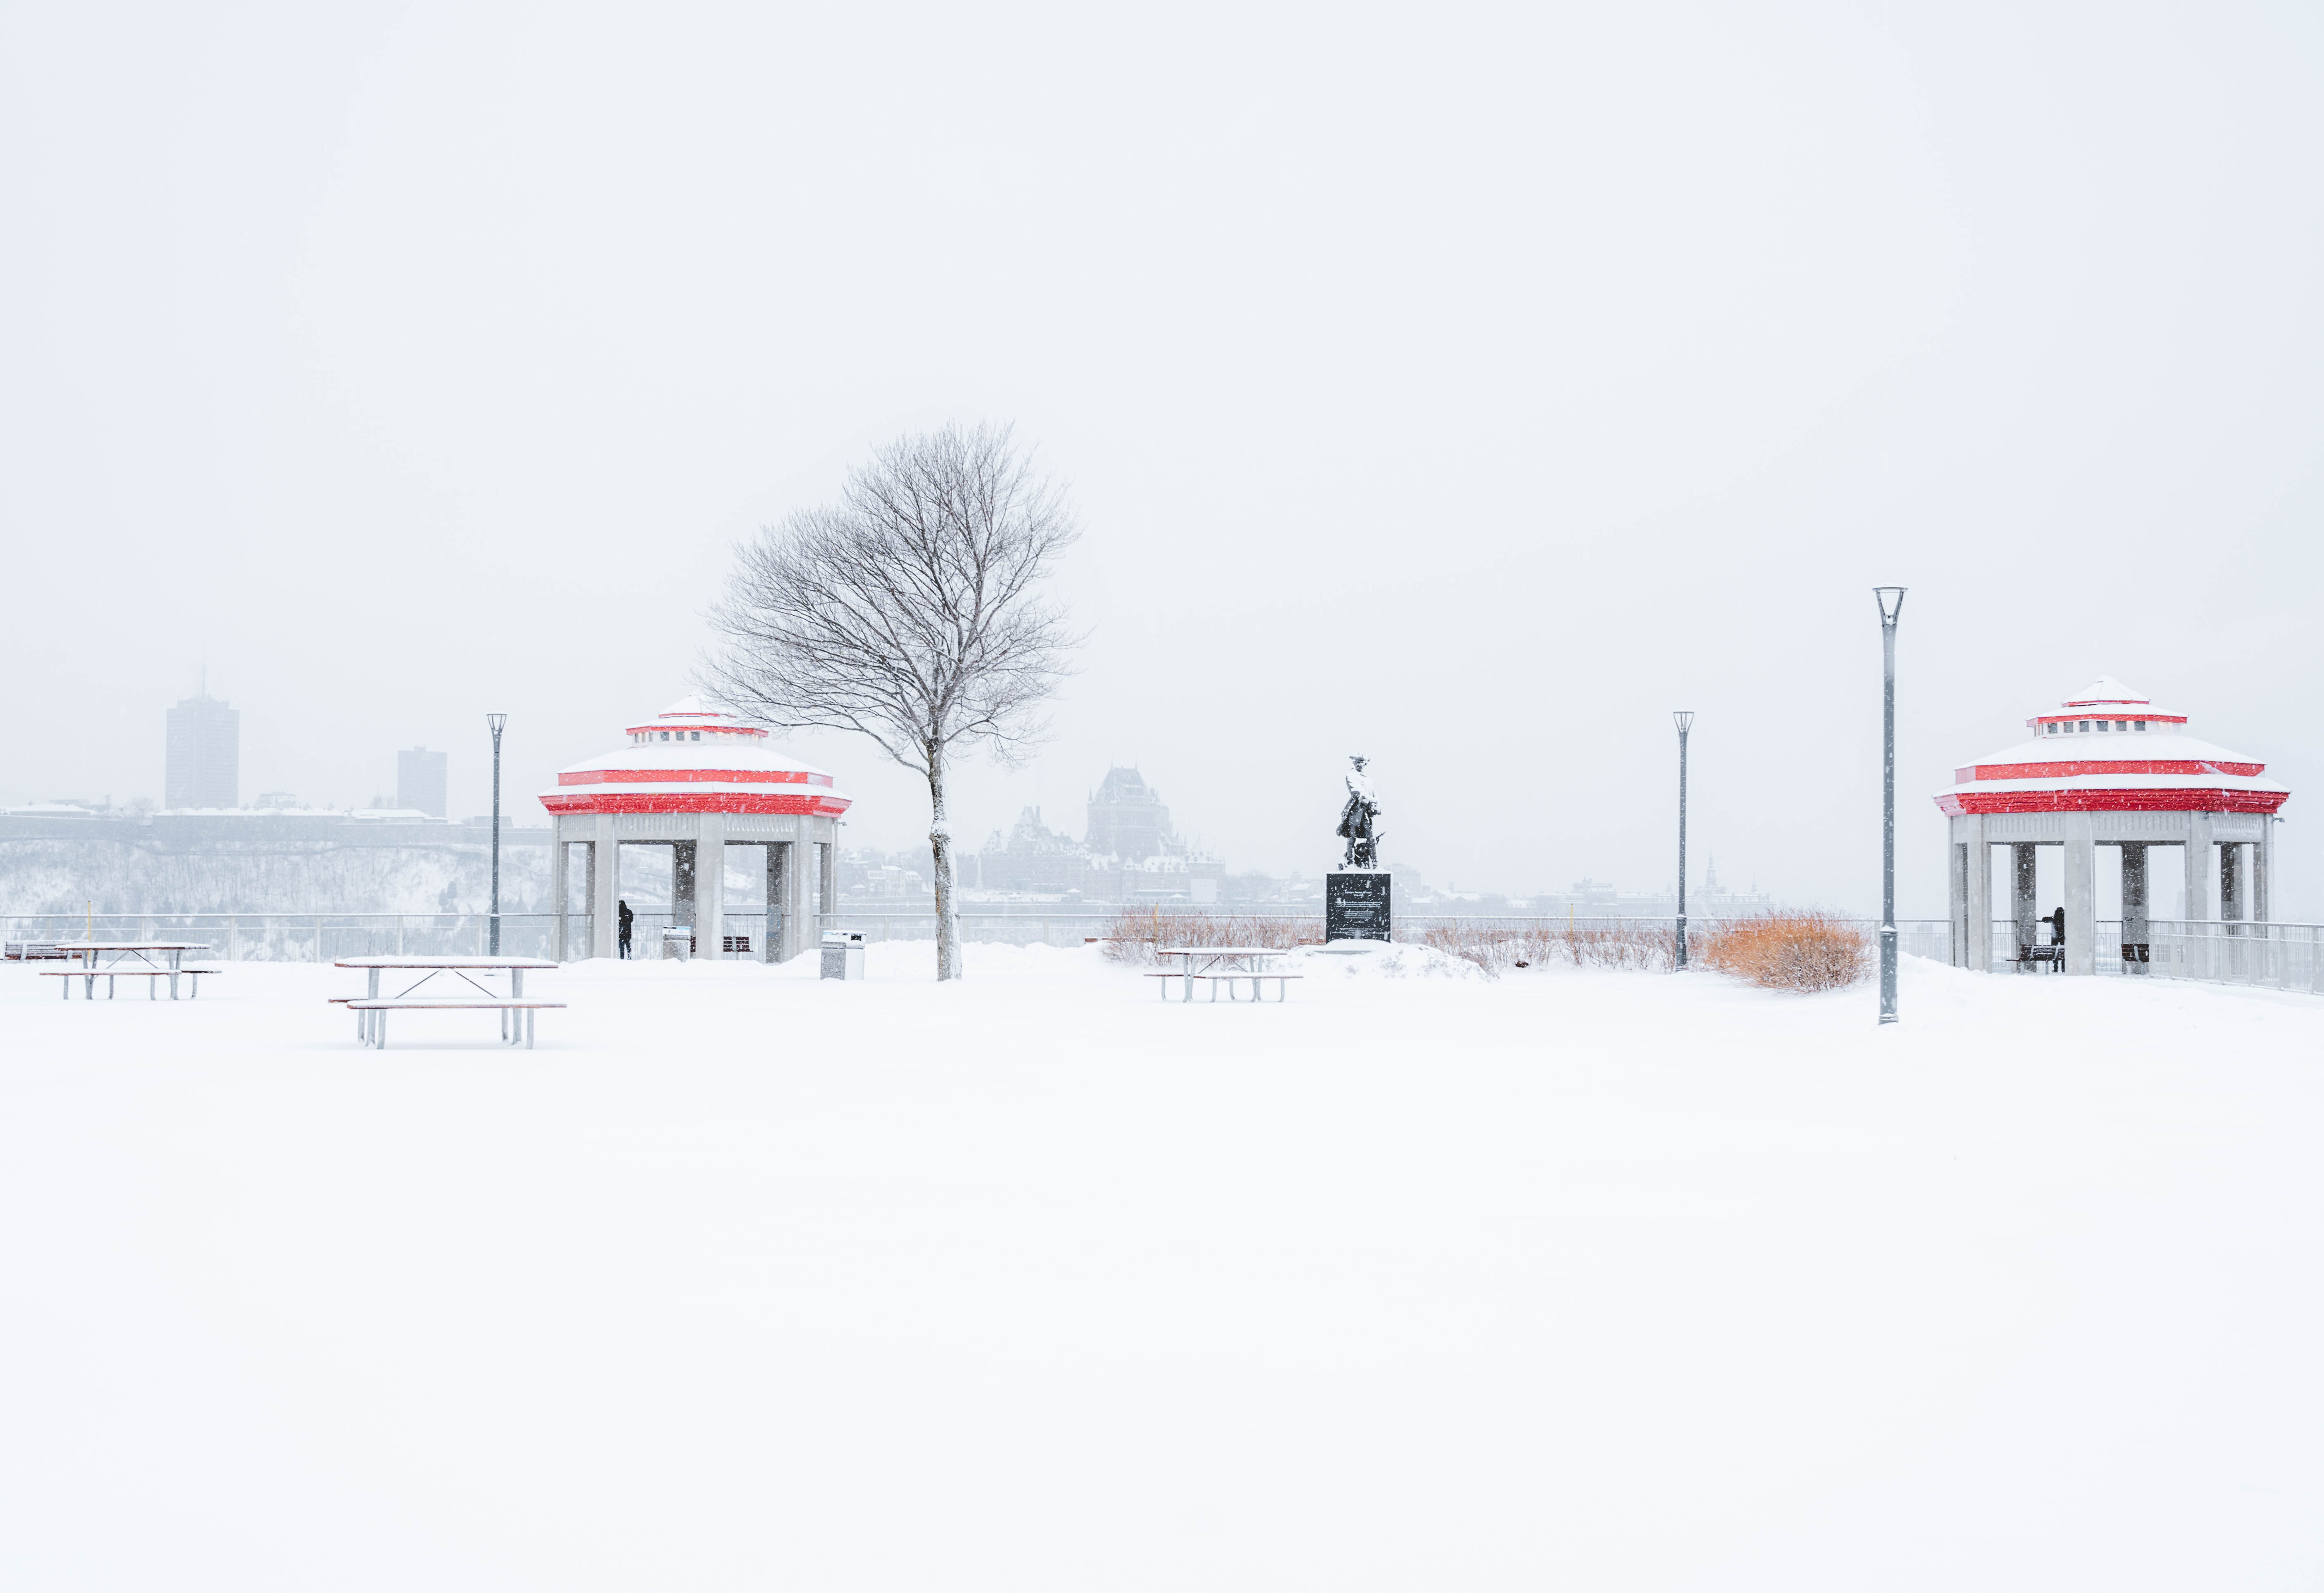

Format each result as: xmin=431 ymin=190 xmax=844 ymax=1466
xmin=699 ymin=423 xmax=1083 ymax=980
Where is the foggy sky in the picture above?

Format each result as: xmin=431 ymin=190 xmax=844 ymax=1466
xmin=3 ymin=2 xmax=2319 ymax=916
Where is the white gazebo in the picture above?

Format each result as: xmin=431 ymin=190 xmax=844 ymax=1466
xmin=541 ymin=698 xmax=852 ymax=962
xmin=1936 ymin=678 xmax=2289 ymax=975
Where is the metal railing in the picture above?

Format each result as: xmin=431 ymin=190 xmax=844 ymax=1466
xmin=606 ymin=911 xmax=1970 ymax=957
xmin=0 ymin=912 xmax=569 ymax=963
xmin=13 ymin=908 xmax=2310 ymax=993
xmin=1984 ymin=918 xmax=2324 ymax=992
xmin=10 ymin=909 xmax=1964 ymax=961
xmin=2147 ymin=920 xmax=2324 ymax=992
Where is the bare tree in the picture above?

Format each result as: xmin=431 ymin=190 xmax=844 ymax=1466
xmin=702 ymin=424 xmax=1080 ymax=980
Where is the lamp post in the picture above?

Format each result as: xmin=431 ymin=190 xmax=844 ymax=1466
xmin=486 ymin=713 xmax=507 ymax=956
xmin=1673 ymin=711 xmax=1694 ymax=969
xmin=1874 ymin=588 xmax=1906 ymax=1024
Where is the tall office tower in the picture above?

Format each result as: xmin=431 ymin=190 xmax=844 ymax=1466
xmin=398 ymin=746 xmax=449 ymax=817
xmin=165 ymin=694 xmax=240 ymax=809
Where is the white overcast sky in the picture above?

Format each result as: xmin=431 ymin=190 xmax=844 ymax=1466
xmin=2 ymin=1 xmax=2319 ymax=914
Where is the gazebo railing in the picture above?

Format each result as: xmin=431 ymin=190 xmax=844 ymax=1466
xmin=1987 ymin=917 xmax=2324 ymax=991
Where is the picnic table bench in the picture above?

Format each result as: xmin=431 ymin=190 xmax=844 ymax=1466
xmin=43 ymin=942 xmax=217 ymax=1000
xmin=349 ymin=999 xmax=564 ymax=1049
xmin=334 ymin=956 xmax=563 ymax=1049
xmin=1147 ymin=946 xmax=1303 ymax=1003
xmin=43 ymin=966 xmax=221 ymax=999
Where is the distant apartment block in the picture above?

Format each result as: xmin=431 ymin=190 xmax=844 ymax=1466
xmin=398 ymin=746 xmax=448 ymax=817
xmin=165 ymin=694 xmax=239 ymax=809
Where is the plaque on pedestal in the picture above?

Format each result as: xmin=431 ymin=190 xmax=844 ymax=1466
xmin=1326 ymin=870 xmax=1391 ymax=942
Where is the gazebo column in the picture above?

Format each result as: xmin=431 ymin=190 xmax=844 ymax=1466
xmin=2063 ymin=815 xmax=2097 ymax=975
xmin=771 ymin=839 xmax=817 ymax=963
xmin=819 ymin=837 xmax=836 ymax=934
xmin=2256 ymin=820 xmax=2274 ymax=923
xmin=2183 ymin=812 xmax=2215 ymax=924
xmin=776 ymin=840 xmax=795 ymax=966
xmin=551 ymin=829 xmax=568 ymax=961
xmin=1947 ymin=830 xmax=1964 ymax=967
xmin=549 ymin=827 xmax=565 ymax=960
xmin=590 ymin=814 xmax=619 ymax=960
xmin=2010 ymin=843 xmax=2038 ymax=967
xmin=1962 ymin=818 xmax=1992 ymax=971
xmin=2121 ymin=844 xmax=2149 ymax=976
xmin=671 ymin=840 xmax=698 ymax=956
xmin=698 ymin=814 xmax=726 ymax=957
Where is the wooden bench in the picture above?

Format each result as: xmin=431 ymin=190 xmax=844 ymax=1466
xmin=5 ymin=941 xmax=70 ymax=961
xmin=349 ymin=999 xmax=566 ymax=1049
xmin=1143 ymin=971 xmax=1304 ymax=1003
xmin=722 ymin=934 xmax=752 ymax=955
xmin=41 ymin=967 xmax=220 ymax=1000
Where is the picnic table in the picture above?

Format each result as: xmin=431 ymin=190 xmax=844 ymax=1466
xmin=333 ymin=956 xmax=564 ymax=1049
xmin=1149 ymin=946 xmax=1302 ymax=1003
xmin=45 ymin=941 xmax=216 ymax=1000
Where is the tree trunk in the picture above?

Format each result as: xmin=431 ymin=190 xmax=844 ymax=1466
xmin=927 ymin=749 xmax=961 ymax=980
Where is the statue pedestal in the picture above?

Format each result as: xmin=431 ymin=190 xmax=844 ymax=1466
xmin=1326 ymin=870 xmax=1391 ymax=942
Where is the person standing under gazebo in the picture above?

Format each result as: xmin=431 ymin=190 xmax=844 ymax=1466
xmin=618 ymin=899 xmax=634 ymax=959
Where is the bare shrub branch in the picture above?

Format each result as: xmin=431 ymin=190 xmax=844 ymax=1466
xmin=1100 ymin=908 xmax=1317 ymax=965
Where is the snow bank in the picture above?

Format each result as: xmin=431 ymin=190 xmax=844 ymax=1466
xmin=1288 ymin=939 xmax=1486 ymax=981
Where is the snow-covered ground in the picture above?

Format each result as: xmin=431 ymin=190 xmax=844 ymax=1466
xmin=4 ymin=946 xmax=2321 ymax=1591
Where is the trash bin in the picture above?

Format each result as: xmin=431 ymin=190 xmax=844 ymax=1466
xmin=662 ymin=926 xmax=694 ymax=962
xmin=820 ymin=931 xmax=865 ymax=980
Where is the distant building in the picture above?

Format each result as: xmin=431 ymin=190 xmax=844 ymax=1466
xmin=398 ymin=746 xmax=448 ymax=818
xmin=1086 ymin=767 xmax=1172 ymax=862
xmin=1526 ymin=859 xmax=1772 ymax=918
xmin=975 ymin=768 xmax=1224 ymax=903
xmin=979 ymin=806 xmax=1089 ymax=895
xmin=165 ymin=694 xmax=239 ymax=809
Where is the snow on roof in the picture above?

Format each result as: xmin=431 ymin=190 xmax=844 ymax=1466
xmin=1960 ymin=732 xmax=2258 ymax=770
xmin=545 ymin=702 xmax=852 ymax=816
xmin=2061 ymin=676 xmax=2150 ymax=709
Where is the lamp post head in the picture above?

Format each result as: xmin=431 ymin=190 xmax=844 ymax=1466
xmin=1672 ymin=711 xmax=1694 ymax=737
xmin=486 ymin=712 xmax=507 ymax=743
xmin=1874 ymin=586 xmax=1906 ymax=625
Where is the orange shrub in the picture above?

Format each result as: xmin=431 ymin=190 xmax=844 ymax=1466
xmin=1698 ymin=911 xmax=1869 ymax=993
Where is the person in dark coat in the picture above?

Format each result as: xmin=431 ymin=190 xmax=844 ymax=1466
xmin=618 ymin=898 xmax=634 ymax=959
xmin=2050 ymin=905 xmax=2066 ymax=947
